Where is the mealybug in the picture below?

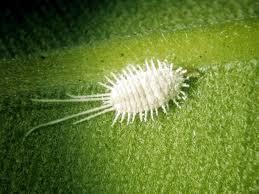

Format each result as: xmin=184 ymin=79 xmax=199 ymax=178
xmin=25 ymin=59 xmax=189 ymax=138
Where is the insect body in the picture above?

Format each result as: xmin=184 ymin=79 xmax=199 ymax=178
xmin=25 ymin=59 xmax=189 ymax=138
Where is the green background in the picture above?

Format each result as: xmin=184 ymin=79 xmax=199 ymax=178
xmin=0 ymin=0 xmax=258 ymax=193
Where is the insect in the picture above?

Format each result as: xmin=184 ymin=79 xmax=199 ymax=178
xmin=25 ymin=59 xmax=189 ymax=138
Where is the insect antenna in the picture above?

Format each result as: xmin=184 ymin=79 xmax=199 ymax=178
xmin=24 ymin=104 xmax=111 ymax=139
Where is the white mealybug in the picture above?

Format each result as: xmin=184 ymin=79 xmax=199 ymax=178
xmin=25 ymin=59 xmax=189 ymax=138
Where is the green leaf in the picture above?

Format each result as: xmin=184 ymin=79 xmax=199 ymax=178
xmin=0 ymin=0 xmax=258 ymax=193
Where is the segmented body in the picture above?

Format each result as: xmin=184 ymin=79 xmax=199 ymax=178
xmin=25 ymin=59 xmax=189 ymax=138
xmin=105 ymin=60 xmax=188 ymax=125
